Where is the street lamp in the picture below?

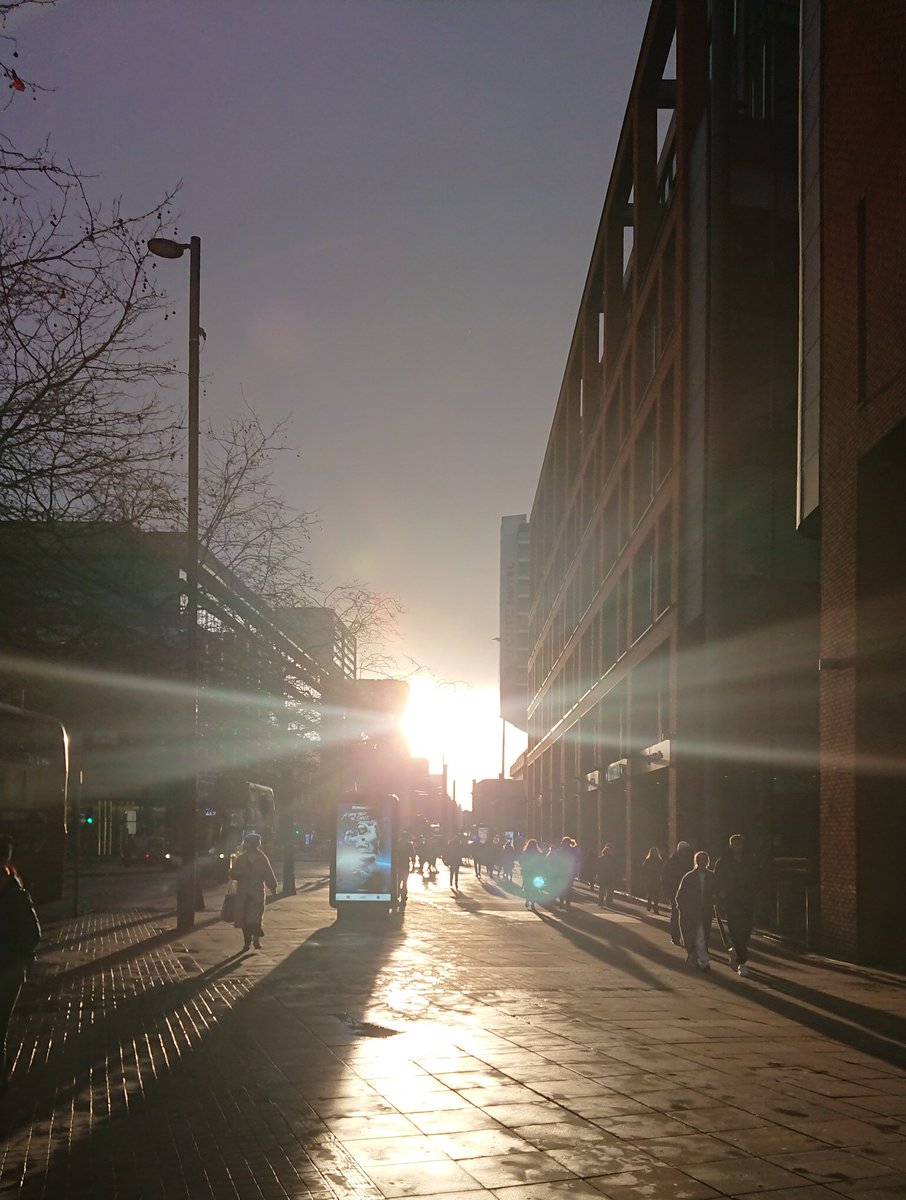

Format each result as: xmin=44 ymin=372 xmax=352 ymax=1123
xmin=148 ymin=236 xmax=201 ymax=932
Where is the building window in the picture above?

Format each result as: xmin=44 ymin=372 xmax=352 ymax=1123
xmin=638 ymin=301 xmax=658 ymax=397
xmin=661 ymin=239 xmax=676 ymax=338
xmin=658 ymin=146 xmax=677 ymax=210
xmin=656 ymin=511 xmax=672 ymax=617
xmin=602 ymin=493 xmax=619 ymax=579
xmin=621 ymin=358 xmax=632 ymax=440
xmin=633 ymin=414 xmax=656 ymax=527
xmin=603 ymin=395 xmax=620 ymax=481
xmin=602 ymin=588 xmax=618 ymax=673
xmin=631 ymin=535 xmax=655 ymax=643
xmin=619 ymin=468 xmax=631 ymax=549
xmin=857 ymin=196 xmax=867 ymax=406
xmin=616 ymin=573 xmax=628 ymax=658
xmin=658 ymin=374 xmax=674 ymax=483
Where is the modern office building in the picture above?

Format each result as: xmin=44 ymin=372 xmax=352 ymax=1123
xmin=798 ymin=1 xmax=906 ymax=968
xmin=499 ymin=515 xmax=531 ymax=733
xmin=525 ymin=0 xmax=819 ymax=937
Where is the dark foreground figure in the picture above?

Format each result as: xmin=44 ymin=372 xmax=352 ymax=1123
xmin=0 ymin=835 xmax=41 ymax=1096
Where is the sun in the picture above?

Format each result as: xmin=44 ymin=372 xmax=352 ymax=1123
xmin=401 ymin=677 xmax=521 ymax=809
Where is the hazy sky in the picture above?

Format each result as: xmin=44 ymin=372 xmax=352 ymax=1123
xmin=8 ymin=0 xmax=650 ymax=793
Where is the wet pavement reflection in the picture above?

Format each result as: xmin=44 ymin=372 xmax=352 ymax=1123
xmin=3 ymin=860 xmax=906 ymax=1197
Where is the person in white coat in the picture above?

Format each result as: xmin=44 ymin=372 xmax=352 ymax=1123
xmin=230 ymin=833 xmax=277 ymax=951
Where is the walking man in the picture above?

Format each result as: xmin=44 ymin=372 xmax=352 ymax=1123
xmin=594 ymin=843 xmax=619 ymax=907
xmin=714 ymin=833 xmax=760 ymax=977
xmin=661 ymin=840 xmax=693 ymax=945
xmin=675 ymin=850 xmax=716 ymax=972
xmin=446 ymin=835 xmax=464 ymax=890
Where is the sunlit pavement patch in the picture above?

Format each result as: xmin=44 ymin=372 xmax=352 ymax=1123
xmin=7 ymin=863 xmax=906 ymax=1198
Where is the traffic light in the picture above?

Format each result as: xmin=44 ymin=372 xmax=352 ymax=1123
xmin=80 ymin=810 xmax=94 ymax=826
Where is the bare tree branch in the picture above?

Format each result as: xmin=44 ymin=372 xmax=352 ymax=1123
xmin=0 ymin=162 xmax=182 ymax=520
xmin=318 ymin=581 xmax=405 ymax=677
xmin=190 ymin=403 xmax=319 ymax=603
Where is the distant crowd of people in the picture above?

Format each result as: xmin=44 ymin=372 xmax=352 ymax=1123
xmin=394 ymin=831 xmax=520 ymax=896
xmin=392 ymin=827 xmax=761 ymax=979
xmin=527 ymin=831 xmax=760 ymax=977
xmin=0 ymin=820 xmax=762 ymax=1105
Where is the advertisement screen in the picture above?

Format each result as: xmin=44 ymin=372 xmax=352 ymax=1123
xmin=334 ymin=799 xmax=393 ymax=902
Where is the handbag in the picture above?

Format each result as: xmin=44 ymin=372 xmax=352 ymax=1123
xmin=220 ymin=881 xmax=237 ymax=923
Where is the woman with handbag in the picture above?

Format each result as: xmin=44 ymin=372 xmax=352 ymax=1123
xmin=229 ymin=833 xmax=277 ymax=952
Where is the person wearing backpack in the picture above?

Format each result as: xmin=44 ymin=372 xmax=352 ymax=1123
xmin=0 ymin=836 xmax=41 ymax=1096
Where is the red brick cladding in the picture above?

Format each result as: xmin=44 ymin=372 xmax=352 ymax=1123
xmin=818 ymin=2 xmax=906 ymax=961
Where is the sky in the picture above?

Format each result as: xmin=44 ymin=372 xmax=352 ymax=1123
xmin=7 ymin=0 xmax=650 ymax=803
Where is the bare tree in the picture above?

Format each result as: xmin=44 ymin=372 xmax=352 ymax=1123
xmin=320 ymin=581 xmax=405 ymax=677
xmin=0 ymin=2 xmax=182 ymax=524
xmin=0 ymin=179 xmax=183 ymax=522
xmin=192 ymin=407 xmax=405 ymax=673
xmin=198 ymin=405 xmax=318 ymax=602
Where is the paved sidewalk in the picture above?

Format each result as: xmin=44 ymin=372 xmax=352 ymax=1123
xmin=3 ymin=867 xmax=906 ymax=1198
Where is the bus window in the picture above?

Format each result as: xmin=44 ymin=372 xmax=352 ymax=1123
xmin=0 ymin=705 xmax=68 ymax=903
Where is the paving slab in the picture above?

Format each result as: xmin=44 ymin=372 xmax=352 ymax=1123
xmin=2 ymin=862 xmax=906 ymax=1197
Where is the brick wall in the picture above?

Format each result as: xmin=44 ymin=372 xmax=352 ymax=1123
xmin=818 ymin=1 xmax=906 ymax=963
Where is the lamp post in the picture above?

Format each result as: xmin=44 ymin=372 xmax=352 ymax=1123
xmin=148 ymin=236 xmax=201 ymax=932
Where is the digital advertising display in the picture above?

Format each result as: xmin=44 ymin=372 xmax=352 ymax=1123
xmin=333 ymin=797 xmax=394 ymax=902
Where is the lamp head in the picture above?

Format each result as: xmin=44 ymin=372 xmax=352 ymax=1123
xmin=148 ymin=237 xmax=189 ymax=260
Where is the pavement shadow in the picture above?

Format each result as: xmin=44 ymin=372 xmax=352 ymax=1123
xmin=700 ymin=962 xmax=906 ymax=1070
xmin=24 ymin=914 xmax=226 ymax=997
xmin=548 ymin=896 xmax=906 ymax=1069
xmin=541 ymin=899 xmax=906 ymax=1068
xmin=477 ymin=876 xmax=516 ymax=900
xmin=38 ymin=910 xmax=176 ymax=954
xmin=755 ymin=968 xmax=906 ymax=1041
xmin=532 ymin=903 xmax=675 ymax=991
xmin=0 ymin=921 xmax=403 ymax=1200
xmin=295 ymin=874 xmax=330 ymax=893
xmin=1 ymin=897 xmax=400 ymax=1191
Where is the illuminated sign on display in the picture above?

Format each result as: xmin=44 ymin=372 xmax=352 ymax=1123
xmin=334 ymin=799 xmax=393 ymax=902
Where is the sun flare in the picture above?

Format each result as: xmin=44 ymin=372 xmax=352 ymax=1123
xmin=401 ymin=677 xmax=523 ymax=809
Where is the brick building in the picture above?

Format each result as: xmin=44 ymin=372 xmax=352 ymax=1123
xmin=525 ymin=0 xmax=819 ymax=935
xmin=798 ymin=1 xmax=906 ymax=967
xmin=471 ymin=778 xmax=527 ymax=841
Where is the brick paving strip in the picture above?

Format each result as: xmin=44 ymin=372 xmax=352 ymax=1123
xmin=3 ymin=873 xmax=906 ymax=1198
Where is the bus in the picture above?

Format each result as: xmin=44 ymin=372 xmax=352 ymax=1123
xmin=183 ymin=778 xmax=278 ymax=880
xmin=0 ymin=704 xmax=69 ymax=903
